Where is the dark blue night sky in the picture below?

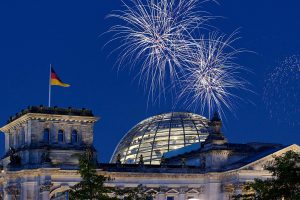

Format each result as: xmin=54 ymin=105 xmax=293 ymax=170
xmin=0 ymin=0 xmax=299 ymax=162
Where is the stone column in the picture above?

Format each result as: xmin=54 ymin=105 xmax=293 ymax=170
xmin=198 ymin=186 xmax=206 ymax=200
xmin=5 ymin=134 xmax=10 ymax=153
xmin=21 ymin=127 xmax=25 ymax=146
xmin=13 ymin=132 xmax=17 ymax=149
xmin=27 ymin=121 xmax=32 ymax=146
xmin=40 ymin=182 xmax=53 ymax=200
xmin=207 ymin=182 xmax=221 ymax=200
xmin=179 ymin=186 xmax=191 ymax=200
xmin=178 ymin=193 xmax=185 ymax=200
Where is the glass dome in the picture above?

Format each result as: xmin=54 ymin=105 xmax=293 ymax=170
xmin=110 ymin=112 xmax=210 ymax=165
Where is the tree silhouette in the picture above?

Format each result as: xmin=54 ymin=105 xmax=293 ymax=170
xmin=235 ymin=150 xmax=300 ymax=200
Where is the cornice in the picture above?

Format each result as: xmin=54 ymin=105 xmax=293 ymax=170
xmin=4 ymin=168 xmax=79 ymax=179
xmin=97 ymin=170 xmax=239 ymax=180
xmin=0 ymin=113 xmax=99 ymax=133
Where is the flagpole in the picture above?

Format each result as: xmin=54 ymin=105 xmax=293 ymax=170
xmin=48 ymin=64 xmax=52 ymax=107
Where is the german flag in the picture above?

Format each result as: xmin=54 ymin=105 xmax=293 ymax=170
xmin=51 ymin=67 xmax=70 ymax=87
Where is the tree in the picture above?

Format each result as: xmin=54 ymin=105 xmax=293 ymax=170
xmin=235 ymin=150 xmax=300 ymax=200
xmin=69 ymin=149 xmax=155 ymax=200
xmin=69 ymin=148 xmax=115 ymax=200
xmin=114 ymin=185 xmax=155 ymax=200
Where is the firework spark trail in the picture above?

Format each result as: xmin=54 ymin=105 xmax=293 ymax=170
xmin=107 ymin=0 xmax=248 ymax=118
xmin=179 ymin=33 xmax=246 ymax=118
xmin=107 ymin=0 xmax=210 ymax=99
xmin=263 ymin=55 xmax=300 ymax=126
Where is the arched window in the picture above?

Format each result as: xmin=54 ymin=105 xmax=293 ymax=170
xmin=58 ymin=130 xmax=64 ymax=143
xmin=71 ymin=130 xmax=78 ymax=144
xmin=43 ymin=128 xmax=50 ymax=143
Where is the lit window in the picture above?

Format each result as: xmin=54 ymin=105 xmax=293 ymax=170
xmin=43 ymin=128 xmax=50 ymax=143
xmin=126 ymin=158 xmax=134 ymax=164
xmin=71 ymin=130 xmax=78 ymax=144
xmin=58 ymin=130 xmax=64 ymax=142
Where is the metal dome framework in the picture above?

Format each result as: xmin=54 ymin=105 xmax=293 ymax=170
xmin=111 ymin=112 xmax=210 ymax=165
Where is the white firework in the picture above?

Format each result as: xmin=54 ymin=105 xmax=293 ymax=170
xmin=107 ymin=0 xmax=210 ymax=99
xmin=107 ymin=0 xmax=248 ymax=118
xmin=179 ymin=33 xmax=246 ymax=118
xmin=263 ymin=55 xmax=300 ymax=126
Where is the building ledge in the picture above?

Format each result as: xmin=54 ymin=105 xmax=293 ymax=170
xmin=6 ymin=105 xmax=94 ymax=124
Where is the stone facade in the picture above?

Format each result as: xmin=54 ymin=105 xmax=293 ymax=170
xmin=0 ymin=106 xmax=98 ymax=169
xmin=0 ymin=107 xmax=299 ymax=200
xmin=0 ymin=106 xmax=98 ymax=200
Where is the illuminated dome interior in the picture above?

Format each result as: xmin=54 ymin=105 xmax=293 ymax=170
xmin=110 ymin=112 xmax=210 ymax=165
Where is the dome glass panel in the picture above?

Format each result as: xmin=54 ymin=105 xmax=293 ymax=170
xmin=110 ymin=112 xmax=210 ymax=165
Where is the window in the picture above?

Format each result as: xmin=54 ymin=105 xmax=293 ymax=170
xmin=58 ymin=130 xmax=64 ymax=143
xmin=126 ymin=158 xmax=134 ymax=164
xmin=18 ymin=131 xmax=23 ymax=146
xmin=43 ymin=128 xmax=50 ymax=143
xmin=21 ymin=129 xmax=25 ymax=145
xmin=71 ymin=130 xmax=78 ymax=144
xmin=9 ymin=134 xmax=13 ymax=148
xmin=16 ymin=133 xmax=19 ymax=146
xmin=166 ymin=197 xmax=174 ymax=200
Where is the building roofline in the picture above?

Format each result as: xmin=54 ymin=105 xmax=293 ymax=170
xmin=235 ymin=144 xmax=300 ymax=170
xmin=0 ymin=106 xmax=99 ymax=133
xmin=7 ymin=106 xmax=94 ymax=123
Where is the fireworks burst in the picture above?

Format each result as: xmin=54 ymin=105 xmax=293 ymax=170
xmin=179 ymin=33 xmax=246 ymax=117
xmin=263 ymin=55 xmax=300 ymax=126
xmin=107 ymin=0 xmax=210 ymax=98
xmin=107 ymin=0 xmax=248 ymax=118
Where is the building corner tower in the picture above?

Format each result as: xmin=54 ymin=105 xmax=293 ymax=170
xmin=0 ymin=106 xmax=98 ymax=199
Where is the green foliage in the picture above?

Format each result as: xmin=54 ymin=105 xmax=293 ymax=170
xmin=114 ymin=185 xmax=155 ymax=200
xmin=69 ymin=151 xmax=115 ymax=200
xmin=69 ymin=150 xmax=154 ymax=200
xmin=235 ymin=150 xmax=300 ymax=200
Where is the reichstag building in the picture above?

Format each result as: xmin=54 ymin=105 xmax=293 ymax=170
xmin=0 ymin=106 xmax=299 ymax=200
